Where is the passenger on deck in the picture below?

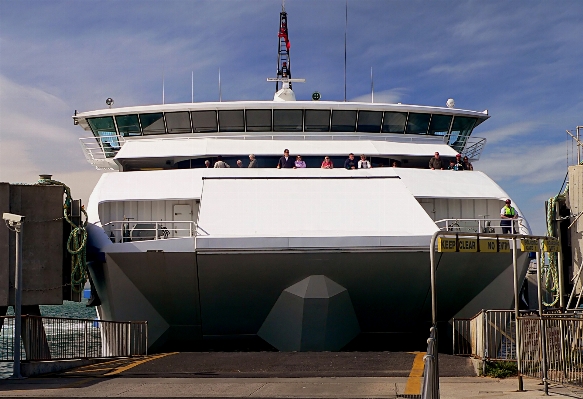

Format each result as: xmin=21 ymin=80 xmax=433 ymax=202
xmin=463 ymin=156 xmax=474 ymax=171
xmin=294 ymin=155 xmax=306 ymax=168
xmin=214 ymin=156 xmax=230 ymax=168
xmin=205 ymin=160 xmax=211 ymax=168
xmin=453 ymin=154 xmax=464 ymax=171
xmin=248 ymin=154 xmax=258 ymax=168
xmin=237 ymin=160 xmax=243 ymax=168
xmin=429 ymin=152 xmax=444 ymax=170
xmin=392 ymin=161 xmax=398 ymax=167
xmin=447 ymin=160 xmax=456 ymax=170
xmin=277 ymin=149 xmax=295 ymax=169
xmin=344 ymin=153 xmax=357 ymax=170
xmin=321 ymin=156 xmax=334 ymax=169
xmin=500 ymin=199 xmax=518 ymax=234
xmin=358 ymin=155 xmax=372 ymax=169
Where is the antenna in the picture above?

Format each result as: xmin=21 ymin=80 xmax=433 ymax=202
xmin=371 ymin=67 xmax=374 ymax=103
xmin=267 ymin=2 xmax=305 ymax=94
xmin=162 ymin=68 xmax=165 ymax=104
xmin=218 ymin=68 xmax=222 ymax=102
xmin=344 ymin=0 xmax=347 ymax=102
xmin=191 ymin=71 xmax=194 ymax=103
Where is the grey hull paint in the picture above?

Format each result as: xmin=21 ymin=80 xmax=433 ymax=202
xmin=89 ymin=246 xmax=530 ymax=350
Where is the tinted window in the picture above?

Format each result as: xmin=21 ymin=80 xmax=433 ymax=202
xmin=246 ymin=109 xmax=272 ymax=132
xmin=331 ymin=110 xmax=356 ymax=132
xmin=192 ymin=110 xmax=217 ymax=133
xmin=305 ymin=109 xmax=330 ymax=132
xmin=273 ymin=109 xmax=303 ymax=131
xmin=382 ymin=112 xmax=407 ymax=133
xmin=406 ymin=113 xmax=431 ymax=134
xmin=140 ymin=113 xmax=165 ymax=135
xmin=165 ymin=112 xmax=191 ymax=134
xmin=219 ymin=110 xmax=244 ymax=132
xmin=115 ymin=114 xmax=141 ymax=137
xmin=357 ymin=111 xmax=382 ymax=133
xmin=428 ymin=114 xmax=452 ymax=136
xmin=448 ymin=116 xmax=477 ymax=151
xmin=87 ymin=116 xmax=119 ymax=157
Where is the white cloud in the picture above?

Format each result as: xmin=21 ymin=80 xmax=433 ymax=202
xmin=479 ymin=122 xmax=537 ymax=145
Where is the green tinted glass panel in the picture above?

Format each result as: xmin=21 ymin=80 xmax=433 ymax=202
xmin=219 ymin=110 xmax=244 ymax=132
xmin=305 ymin=110 xmax=330 ymax=132
xmin=87 ymin=116 xmax=119 ymax=157
xmin=382 ymin=112 xmax=407 ymax=133
xmin=115 ymin=114 xmax=141 ymax=137
xmin=166 ymin=112 xmax=191 ymax=134
xmin=406 ymin=113 xmax=431 ymax=134
xmin=428 ymin=114 xmax=452 ymax=136
xmin=192 ymin=111 xmax=217 ymax=133
xmin=448 ymin=116 xmax=477 ymax=151
xmin=246 ymin=109 xmax=272 ymax=132
xmin=331 ymin=110 xmax=356 ymax=132
xmin=357 ymin=111 xmax=382 ymax=133
xmin=273 ymin=109 xmax=303 ymax=131
xmin=140 ymin=113 xmax=165 ymax=135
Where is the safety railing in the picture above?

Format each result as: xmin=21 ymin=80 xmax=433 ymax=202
xmin=435 ymin=218 xmax=527 ymax=235
xmin=103 ymin=220 xmax=197 ymax=243
xmin=79 ymin=133 xmax=487 ymax=164
xmin=421 ymin=326 xmax=439 ymax=399
xmin=453 ymin=310 xmax=516 ymax=362
xmin=519 ymin=314 xmax=583 ymax=387
xmin=0 ymin=315 xmax=147 ymax=361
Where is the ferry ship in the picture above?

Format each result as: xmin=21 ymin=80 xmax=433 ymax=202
xmin=75 ymin=7 xmax=531 ymax=351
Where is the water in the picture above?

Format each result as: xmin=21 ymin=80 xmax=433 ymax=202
xmin=1 ymin=300 xmax=96 ymax=379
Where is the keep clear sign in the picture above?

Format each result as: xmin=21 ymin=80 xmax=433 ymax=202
xmin=520 ymin=238 xmax=539 ymax=252
xmin=438 ymin=237 xmax=511 ymax=253
xmin=543 ymin=238 xmax=560 ymax=252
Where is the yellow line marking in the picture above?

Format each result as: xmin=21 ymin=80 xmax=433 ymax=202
xmin=404 ymin=351 xmax=426 ymax=395
xmin=103 ymin=352 xmax=178 ymax=376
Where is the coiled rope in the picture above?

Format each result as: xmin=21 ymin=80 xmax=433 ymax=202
xmin=37 ymin=178 xmax=88 ymax=293
xmin=543 ymin=183 xmax=569 ymax=307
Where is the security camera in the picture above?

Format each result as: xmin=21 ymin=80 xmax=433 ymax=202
xmin=2 ymin=213 xmax=25 ymax=224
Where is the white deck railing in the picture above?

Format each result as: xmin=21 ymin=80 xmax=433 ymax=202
xmin=435 ymin=217 xmax=527 ymax=235
xmin=103 ymin=220 xmax=197 ymax=243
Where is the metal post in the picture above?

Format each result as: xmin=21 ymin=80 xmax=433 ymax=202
xmin=556 ymin=201 xmax=565 ymax=309
xmin=512 ymin=237 xmax=523 ymax=391
xmin=536 ymin=245 xmax=549 ymax=395
xmin=13 ymin=220 xmax=24 ymax=379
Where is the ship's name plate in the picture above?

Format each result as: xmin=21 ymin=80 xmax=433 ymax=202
xmin=438 ymin=238 xmax=510 ymax=253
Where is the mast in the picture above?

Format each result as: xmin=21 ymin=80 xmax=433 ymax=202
xmin=275 ymin=2 xmax=292 ymax=92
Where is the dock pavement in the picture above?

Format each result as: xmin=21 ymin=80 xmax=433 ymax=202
xmin=1 ymin=352 xmax=582 ymax=398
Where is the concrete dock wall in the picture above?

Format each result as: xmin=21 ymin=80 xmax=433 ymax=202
xmin=0 ymin=183 xmax=65 ymax=306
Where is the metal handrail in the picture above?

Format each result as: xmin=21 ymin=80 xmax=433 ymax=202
xmin=103 ymin=220 xmax=197 ymax=242
xmin=421 ymin=326 xmax=439 ymax=399
xmin=0 ymin=315 xmax=147 ymax=361
xmin=435 ymin=217 xmax=527 ymax=235
xmin=79 ymin=133 xmax=487 ymax=163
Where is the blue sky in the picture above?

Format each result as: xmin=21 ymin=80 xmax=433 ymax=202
xmin=0 ymin=0 xmax=581 ymax=234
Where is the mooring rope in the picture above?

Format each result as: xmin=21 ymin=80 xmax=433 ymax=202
xmin=37 ymin=178 xmax=88 ymax=293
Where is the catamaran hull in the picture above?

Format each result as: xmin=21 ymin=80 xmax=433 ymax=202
xmin=88 ymin=242 xmax=530 ymax=351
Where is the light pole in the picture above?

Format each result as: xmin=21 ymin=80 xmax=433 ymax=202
xmin=3 ymin=212 xmax=25 ymax=379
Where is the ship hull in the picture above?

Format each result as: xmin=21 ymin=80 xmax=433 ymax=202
xmin=88 ymin=240 xmax=530 ymax=351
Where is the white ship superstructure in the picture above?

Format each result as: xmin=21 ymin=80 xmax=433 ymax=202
xmin=74 ymin=7 xmax=532 ymax=351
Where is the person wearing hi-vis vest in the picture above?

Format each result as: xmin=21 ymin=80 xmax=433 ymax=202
xmin=500 ymin=199 xmax=518 ymax=234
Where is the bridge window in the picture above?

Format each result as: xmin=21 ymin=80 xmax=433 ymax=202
xmin=219 ymin=110 xmax=244 ymax=132
xmin=331 ymin=110 xmax=357 ymax=132
xmin=382 ymin=112 xmax=407 ymax=133
xmin=448 ymin=116 xmax=477 ymax=151
xmin=165 ymin=112 xmax=192 ymax=134
xmin=356 ymin=111 xmax=382 ymax=133
xmin=140 ymin=113 xmax=165 ymax=135
xmin=428 ymin=114 xmax=452 ymax=136
xmin=273 ymin=109 xmax=303 ymax=131
xmin=115 ymin=114 xmax=141 ymax=137
xmin=406 ymin=113 xmax=431 ymax=134
xmin=305 ymin=109 xmax=330 ymax=132
xmin=246 ymin=109 xmax=272 ymax=132
xmin=192 ymin=110 xmax=217 ymax=133
xmin=87 ymin=116 xmax=119 ymax=157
